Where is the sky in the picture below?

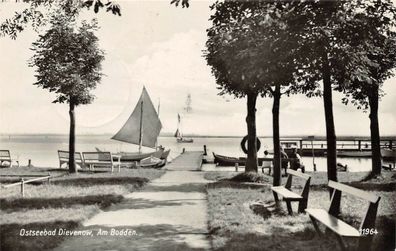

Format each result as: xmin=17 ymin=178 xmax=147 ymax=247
xmin=0 ymin=1 xmax=395 ymax=137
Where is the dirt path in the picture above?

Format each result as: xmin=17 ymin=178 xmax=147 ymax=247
xmin=54 ymin=170 xmax=211 ymax=251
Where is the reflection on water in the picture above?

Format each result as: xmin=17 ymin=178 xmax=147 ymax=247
xmin=0 ymin=135 xmax=393 ymax=172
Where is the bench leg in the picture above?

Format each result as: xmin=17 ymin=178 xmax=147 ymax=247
xmin=334 ymin=234 xmax=347 ymax=251
xmin=309 ymin=216 xmax=323 ymax=237
xmin=285 ymin=201 xmax=293 ymax=215
xmin=272 ymin=191 xmax=279 ymax=202
xmin=298 ymin=199 xmax=307 ymax=213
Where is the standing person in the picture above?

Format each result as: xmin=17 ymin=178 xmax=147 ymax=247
xmin=262 ymin=150 xmax=272 ymax=174
xmin=280 ymin=146 xmax=289 ymax=176
xmin=289 ymin=147 xmax=305 ymax=173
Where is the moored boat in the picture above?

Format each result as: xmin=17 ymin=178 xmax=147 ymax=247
xmin=381 ymin=148 xmax=396 ymax=160
xmin=175 ymin=113 xmax=194 ymax=143
xmin=213 ymin=152 xmax=246 ymax=166
xmin=119 ymin=148 xmax=164 ymax=161
xmin=176 ymin=137 xmax=194 ymax=143
xmin=139 ymin=156 xmax=166 ymax=168
xmin=111 ymin=87 xmax=169 ymax=164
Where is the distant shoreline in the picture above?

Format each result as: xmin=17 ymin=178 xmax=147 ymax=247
xmin=1 ymin=133 xmax=395 ymax=141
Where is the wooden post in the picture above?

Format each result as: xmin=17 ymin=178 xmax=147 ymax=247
xmin=20 ymin=178 xmax=25 ymax=197
xmin=28 ymin=159 xmax=32 ymax=167
xmin=47 ymin=172 xmax=51 ymax=184
xmin=235 ymin=163 xmax=239 ymax=172
xmin=358 ymin=140 xmax=361 ymax=151
xmin=203 ymin=145 xmax=207 ymax=156
xmin=182 ymin=148 xmax=185 ymax=154
xmin=308 ymin=136 xmax=316 ymax=172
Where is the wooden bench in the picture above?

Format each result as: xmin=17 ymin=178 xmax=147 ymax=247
xmin=306 ymin=180 xmax=381 ymax=251
xmin=82 ymin=152 xmax=120 ymax=173
xmin=271 ymin=169 xmax=311 ymax=215
xmin=0 ymin=150 xmax=12 ymax=167
xmin=0 ymin=150 xmax=19 ymax=167
xmin=58 ymin=150 xmax=84 ymax=169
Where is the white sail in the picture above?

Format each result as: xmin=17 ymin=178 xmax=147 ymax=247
xmin=112 ymin=87 xmax=162 ymax=148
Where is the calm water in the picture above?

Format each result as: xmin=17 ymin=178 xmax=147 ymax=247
xmin=0 ymin=134 xmax=381 ymax=172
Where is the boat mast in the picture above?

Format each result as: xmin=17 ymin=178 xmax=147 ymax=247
xmin=139 ymin=100 xmax=143 ymax=153
xmin=155 ymin=99 xmax=160 ymax=149
xmin=177 ymin=113 xmax=182 ymax=139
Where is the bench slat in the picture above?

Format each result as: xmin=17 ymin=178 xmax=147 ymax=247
xmin=328 ymin=180 xmax=380 ymax=203
xmin=287 ymin=169 xmax=310 ymax=180
xmin=0 ymin=150 xmax=11 ymax=158
xmin=58 ymin=151 xmax=83 ymax=161
xmin=306 ymin=208 xmax=361 ymax=237
xmin=82 ymin=152 xmax=112 ymax=162
xmin=271 ymin=186 xmax=303 ymax=200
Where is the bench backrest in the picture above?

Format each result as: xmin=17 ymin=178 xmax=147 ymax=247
xmin=0 ymin=150 xmax=11 ymax=160
xmin=58 ymin=150 xmax=82 ymax=161
xmin=82 ymin=152 xmax=112 ymax=162
xmin=328 ymin=180 xmax=381 ymax=231
xmin=284 ymin=169 xmax=311 ymax=200
xmin=285 ymin=169 xmax=311 ymax=188
xmin=328 ymin=180 xmax=380 ymax=203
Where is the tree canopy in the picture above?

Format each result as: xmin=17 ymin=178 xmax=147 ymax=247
xmin=335 ymin=0 xmax=396 ymax=110
xmin=29 ymin=12 xmax=104 ymax=106
xmin=0 ymin=0 xmax=189 ymax=39
xmin=0 ymin=0 xmax=120 ymax=39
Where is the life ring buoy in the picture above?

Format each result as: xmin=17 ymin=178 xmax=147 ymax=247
xmin=241 ymin=135 xmax=261 ymax=154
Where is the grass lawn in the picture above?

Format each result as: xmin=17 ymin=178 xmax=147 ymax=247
xmin=206 ymin=170 xmax=396 ymax=251
xmin=0 ymin=166 xmax=165 ymax=251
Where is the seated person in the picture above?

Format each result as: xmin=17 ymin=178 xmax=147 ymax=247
xmin=261 ymin=150 xmax=273 ymax=174
xmin=288 ymin=147 xmax=305 ymax=173
xmin=280 ymin=146 xmax=289 ymax=176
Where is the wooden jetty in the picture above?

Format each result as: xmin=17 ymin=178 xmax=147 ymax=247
xmin=280 ymin=136 xmax=396 ymax=157
xmin=165 ymin=151 xmax=204 ymax=171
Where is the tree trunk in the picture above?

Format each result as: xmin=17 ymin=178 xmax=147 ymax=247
xmin=69 ymin=102 xmax=77 ymax=173
xmin=245 ymin=92 xmax=258 ymax=172
xmin=368 ymin=85 xmax=382 ymax=177
xmin=272 ymin=85 xmax=281 ymax=186
xmin=322 ymin=50 xmax=338 ymax=202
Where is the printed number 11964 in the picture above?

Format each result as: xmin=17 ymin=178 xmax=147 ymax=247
xmin=359 ymin=228 xmax=378 ymax=235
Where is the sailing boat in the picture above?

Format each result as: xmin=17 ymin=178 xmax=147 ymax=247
xmin=112 ymin=87 xmax=167 ymax=162
xmin=175 ymin=113 xmax=193 ymax=143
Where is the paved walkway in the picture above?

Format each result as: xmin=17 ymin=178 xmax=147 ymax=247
xmin=55 ymin=158 xmax=211 ymax=251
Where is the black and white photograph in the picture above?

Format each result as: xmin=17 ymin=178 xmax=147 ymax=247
xmin=0 ymin=0 xmax=395 ymax=250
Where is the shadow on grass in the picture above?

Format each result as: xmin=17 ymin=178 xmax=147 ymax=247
xmin=213 ymin=228 xmax=338 ymax=251
xmin=107 ymin=197 xmax=204 ymax=211
xmin=0 ymin=221 xmax=79 ymax=251
xmin=0 ymin=195 xmax=123 ymax=211
xmin=311 ymin=181 xmax=396 ymax=192
xmin=207 ymin=180 xmax=270 ymax=190
xmin=51 ymin=177 xmax=149 ymax=187
xmin=228 ymin=172 xmax=270 ymax=183
xmin=371 ymin=214 xmax=396 ymax=251
xmin=144 ymin=183 xmax=206 ymax=193
xmin=214 ymin=218 xmax=395 ymax=251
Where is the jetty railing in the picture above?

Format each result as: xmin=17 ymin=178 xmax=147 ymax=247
xmin=1 ymin=173 xmax=51 ymax=197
